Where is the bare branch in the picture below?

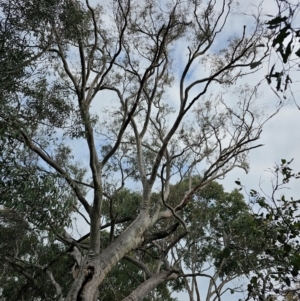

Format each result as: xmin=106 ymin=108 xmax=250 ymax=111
xmin=123 ymin=255 xmax=153 ymax=278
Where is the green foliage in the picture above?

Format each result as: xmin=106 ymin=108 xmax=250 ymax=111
xmin=239 ymin=160 xmax=300 ymax=300
xmin=265 ymin=1 xmax=300 ymax=93
xmin=161 ymin=177 xmax=273 ymax=300
xmin=102 ymin=188 xmax=141 ymax=223
xmin=99 ymin=258 xmax=175 ymax=301
xmin=99 ymin=180 xmax=262 ymax=299
xmin=0 ymin=0 xmax=88 ymax=237
xmin=0 ymin=146 xmax=79 ymax=232
xmin=0 ymin=208 xmax=74 ymax=300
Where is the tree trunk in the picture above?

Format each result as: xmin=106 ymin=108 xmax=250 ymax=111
xmin=65 ymin=212 xmax=156 ymax=301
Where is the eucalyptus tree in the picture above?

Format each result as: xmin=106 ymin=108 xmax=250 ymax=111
xmin=168 ymin=180 xmax=251 ymax=301
xmin=0 ymin=0 xmax=280 ymax=300
xmin=151 ymin=178 xmax=276 ymax=301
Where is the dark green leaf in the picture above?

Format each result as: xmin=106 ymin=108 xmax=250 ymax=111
xmin=282 ymin=39 xmax=293 ymax=63
xmin=250 ymin=61 xmax=262 ymax=69
xmin=284 ymin=243 xmax=292 ymax=253
xmin=222 ymin=247 xmax=231 ymax=258
xmin=284 ymin=277 xmax=291 ymax=287
xmin=272 ymin=27 xmax=290 ymax=47
xmin=266 ymin=16 xmax=288 ymax=26
xmin=291 ymin=268 xmax=298 ymax=277
xmin=257 ymin=198 xmax=267 ymax=207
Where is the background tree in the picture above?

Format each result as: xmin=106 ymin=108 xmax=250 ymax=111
xmin=0 ymin=0 xmax=283 ymax=300
xmin=155 ymin=178 xmax=277 ymax=301
xmin=235 ymin=160 xmax=300 ymax=301
xmin=0 ymin=207 xmax=75 ymax=300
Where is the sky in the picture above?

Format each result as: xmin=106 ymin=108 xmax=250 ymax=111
xmin=216 ymin=0 xmax=300 ymax=198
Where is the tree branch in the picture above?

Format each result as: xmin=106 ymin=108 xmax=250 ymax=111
xmin=19 ymin=130 xmax=91 ymax=214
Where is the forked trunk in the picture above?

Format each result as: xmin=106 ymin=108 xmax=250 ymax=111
xmin=65 ymin=213 xmax=154 ymax=301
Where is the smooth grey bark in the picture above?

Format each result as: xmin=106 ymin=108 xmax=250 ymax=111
xmin=65 ymin=212 xmax=158 ymax=301
xmin=121 ymin=272 xmax=178 ymax=301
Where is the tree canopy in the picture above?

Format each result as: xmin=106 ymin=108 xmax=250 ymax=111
xmin=0 ymin=0 xmax=298 ymax=300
